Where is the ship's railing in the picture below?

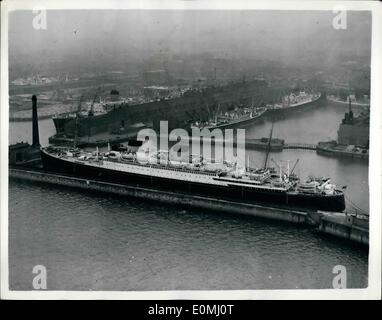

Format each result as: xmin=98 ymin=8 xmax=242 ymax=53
xmin=102 ymin=156 xmax=221 ymax=177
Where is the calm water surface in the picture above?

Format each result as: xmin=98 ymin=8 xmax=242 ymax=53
xmin=9 ymin=101 xmax=369 ymax=290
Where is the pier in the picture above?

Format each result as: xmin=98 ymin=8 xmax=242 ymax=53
xmin=283 ymin=143 xmax=317 ymax=150
xmin=9 ymin=167 xmax=368 ymax=246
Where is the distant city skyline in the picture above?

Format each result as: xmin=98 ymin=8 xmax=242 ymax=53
xmin=9 ymin=10 xmax=371 ymax=76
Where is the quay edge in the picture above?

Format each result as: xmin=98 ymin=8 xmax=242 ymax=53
xmin=9 ymin=167 xmax=368 ymax=246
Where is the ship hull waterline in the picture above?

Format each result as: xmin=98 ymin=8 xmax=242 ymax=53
xmin=41 ymin=150 xmax=346 ymax=213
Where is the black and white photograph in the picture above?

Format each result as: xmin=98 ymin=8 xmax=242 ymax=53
xmin=1 ymin=0 xmax=381 ymax=300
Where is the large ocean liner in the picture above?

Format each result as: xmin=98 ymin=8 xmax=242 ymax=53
xmin=40 ymin=142 xmax=346 ymax=212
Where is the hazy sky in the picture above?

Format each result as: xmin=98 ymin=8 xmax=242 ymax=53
xmin=9 ymin=10 xmax=371 ymax=70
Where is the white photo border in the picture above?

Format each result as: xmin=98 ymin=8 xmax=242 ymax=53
xmin=1 ymin=0 xmax=381 ymax=300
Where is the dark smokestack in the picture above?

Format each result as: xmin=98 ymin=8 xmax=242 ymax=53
xmin=348 ymin=97 xmax=353 ymax=121
xmin=110 ymin=89 xmax=119 ymax=102
xmin=32 ymin=95 xmax=40 ymax=147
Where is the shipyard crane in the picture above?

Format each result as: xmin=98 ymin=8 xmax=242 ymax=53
xmin=206 ymin=103 xmax=213 ymax=119
xmin=88 ymin=87 xmax=102 ymax=117
xmin=214 ymin=104 xmax=221 ymax=122
xmin=72 ymin=95 xmax=84 ymax=149
xmin=88 ymin=93 xmax=97 ymax=117
xmin=76 ymin=95 xmax=83 ymax=116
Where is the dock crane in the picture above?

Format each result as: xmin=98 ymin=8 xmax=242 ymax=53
xmin=73 ymin=95 xmax=84 ymax=149
xmin=76 ymin=95 xmax=83 ymax=116
xmin=73 ymin=95 xmax=83 ymax=149
xmin=214 ymin=103 xmax=221 ymax=123
xmin=88 ymin=87 xmax=101 ymax=117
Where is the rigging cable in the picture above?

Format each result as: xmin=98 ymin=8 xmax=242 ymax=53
xmin=344 ymin=194 xmax=368 ymax=216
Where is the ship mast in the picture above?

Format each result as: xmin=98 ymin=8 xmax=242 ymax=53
xmin=348 ymin=96 xmax=353 ymax=121
xmin=263 ymin=122 xmax=274 ymax=169
xmin=215 ymin=104 xmax=220 ymax=123
xmin=88 ymin=88 xmax=99 ymax=117
xmin=73 ymin=95 xmax=83 ymax=149
xmin=290 ymin=158 xmax=299 ymax=175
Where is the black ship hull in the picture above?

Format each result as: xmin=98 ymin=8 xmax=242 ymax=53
xmin=50 ymin=90 xmax=325 ymax=142
xmin=41 ymin=150 xmax=346 ymax=212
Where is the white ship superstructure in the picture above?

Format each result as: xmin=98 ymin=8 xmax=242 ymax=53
xmin=41 ymin=146 xmax=341 ymax=195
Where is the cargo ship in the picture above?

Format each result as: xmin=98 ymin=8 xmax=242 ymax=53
xmin=190 ymin=91 xmax=323 ymax=131
xmin=40 ymin=143 xmax=346 ymax=212
xmin=190 ymin=108 xmax=266 ymax=131
xmin=264 ymin=91 xmax=323 ymax=116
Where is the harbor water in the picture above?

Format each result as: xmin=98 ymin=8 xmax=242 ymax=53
xmin=8 ymin=100 xmax=369 ymax=290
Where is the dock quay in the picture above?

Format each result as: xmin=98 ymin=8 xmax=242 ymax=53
xmin=49 ymin=132 xmax=137 ymax=148
xmin=316 ymin=141 xmax=369 ymax=160
xmin=316 ymin=211 xmax=369 ymax=246
xmin=48 ymin=136 xmax=319 ymax=152
xmin=9 ymin=167 xmax=368 ymax=246
xmin=283 ymin=143 xmax=317 ymax=150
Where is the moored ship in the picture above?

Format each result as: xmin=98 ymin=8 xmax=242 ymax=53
xmin=190 ymin=108 xmax=266 ymax=131
xmin=40 ymin=144 xmax=346 ymax=212
xmin=264 ymin=91 xmax=323 ymax=116
xmin=190 ymin=91 xmax=323 ymax=131
xmin=50 ymin=79 xmax=270 ymax=140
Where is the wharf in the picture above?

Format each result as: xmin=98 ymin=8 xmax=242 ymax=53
xmin=9 ymin=167 xmax=368 ymax=246
xmin=317 ymin=141 xmax=369 ymax=160
xmin=284 ymin=143 xmax=316 ymax=150
xmin=49 ymin=131 xmax=137 ymax=148
xmin=47 ymin=133 xmax=371 ymax=162
xmin=327 ymin=96 xmax=370 ymax=107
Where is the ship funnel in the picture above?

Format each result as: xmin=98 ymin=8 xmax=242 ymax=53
xmin=110 ymin=89 xmax=119 ymax=102
xmin=32 ymin=95 xmax=40 ymax=147
xmin=348 ymin=97 xmax=353 ymax=121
